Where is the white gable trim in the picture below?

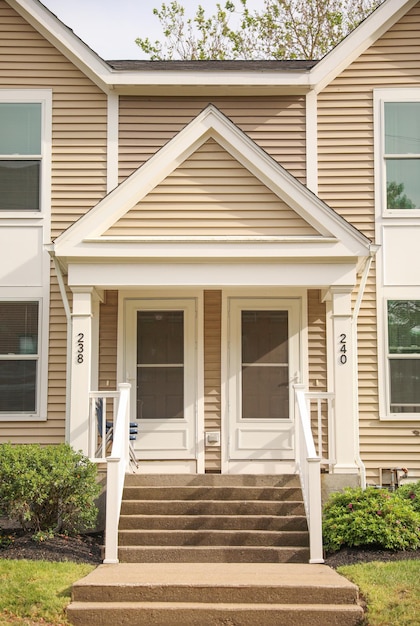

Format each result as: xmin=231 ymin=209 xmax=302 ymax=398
xmin=53 ymin=104 xmax=370 ymax=260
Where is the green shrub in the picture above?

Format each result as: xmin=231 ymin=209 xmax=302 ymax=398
xmin=0 ymin=443 xmax=100 ymax=537
xmin=323 ymin=486 xmax=420 ymax=553
xmin=395 ymin=480 xmax=420 ymax=513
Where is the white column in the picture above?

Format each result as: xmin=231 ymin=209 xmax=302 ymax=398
xmin=69 ymin=288 xmax=93 ymax=455
xmin=330 ymin=287 xmax=359 ymax=473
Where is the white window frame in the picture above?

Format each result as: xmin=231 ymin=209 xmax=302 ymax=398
xmin=379 ymin=296 xmax=420 ymax=421
xmin=0 ymin=89 xmax=52 ymax=221
xmin=375 ymin=89 xmax=420 ymax=421
xmin=0 ymin=296 xmax=48 ymax=421
xmin=374 ymin=88 xmax=420 ymax=219
xmin=0 ymin=90 xmax=52 ymax=421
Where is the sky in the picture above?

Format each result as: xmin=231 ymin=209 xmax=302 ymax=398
xmin=40 ymin=0 xmax=266 ymax=60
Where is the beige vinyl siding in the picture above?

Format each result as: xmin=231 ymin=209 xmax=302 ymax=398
xmin=0 ymin=2 xmax=107 ymax=444
xmin=118 ymin=96 xmax=306 ymax=184
xmin=108 ymin=139 xmax=316 ymax=237
xmin=318 ymin=3 xmax=420 ymax=483
xmin=98 ymin=291 xmax=118 ymax=392
xmin=204 ymin=291 xmax=222 ymax=472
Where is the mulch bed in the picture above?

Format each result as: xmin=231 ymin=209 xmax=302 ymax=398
xmin=0 ymin=529 xmax=103 ymax=565
xmin=1 ymin=527 xmax=419 ymax=567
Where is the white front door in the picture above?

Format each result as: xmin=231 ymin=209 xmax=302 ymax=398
xmin=125 ymin=298 xmax=197 ymax=461
xmin=226 ymin=297 xmax=301 ymax=468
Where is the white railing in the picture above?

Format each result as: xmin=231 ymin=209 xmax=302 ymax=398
xmin=304 ymin=391 xmax=336 ymax=470
xmin=88 ymin=383 xmax=131 ymax=564
xmin=294 ymin=384 xmax=324 ymax=564
xmin=88 ymin=390 xmax=120 ymax=461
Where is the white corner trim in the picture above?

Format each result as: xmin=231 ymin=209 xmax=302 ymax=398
xmin=305 ymin=90 xmax=318 ymax=194
xmin=107 ymin=93 xmax=119 ymax=193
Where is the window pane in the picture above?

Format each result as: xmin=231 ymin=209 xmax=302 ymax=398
xmin=242 ymin=366 xmax=289 ymax=419
xmin=242 ymin=311 xmax=288 ymax=364
xmin=0 ymin=360 xmax=37 ymax=412
xmin=0 ymin=302 xmax=39 ymax=355
xmin=0 ymin=103 xmax=41 ymax=155
xmin=388 ymin=301 xmax=420 ymax=354
xmin=384 ymin=102 xmax=420 ymax=154
xmin=0 ymin=160 xmax=40 ymax=211
xmin=389 ymin=359 xmax=420 ymax=413
xmin=386 ymin=160 xmax=420 ymax=209
xmin=137 ymin=367 xmax=183 ymax=419
xmin=137 ymin=311 xmax=183 ymax=364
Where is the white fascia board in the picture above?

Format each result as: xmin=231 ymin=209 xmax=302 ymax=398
xmin=310 ymin=0 xmax=418 ymax=93
xmin=9 ymin=0 xmax=112 ymax=93
xmin=107 ymin=70 xmax=311 ymax=89
xmin=55 ymin=239 xmax=365 ymax=262
xmin=67 ymin=261 xmax=358 ymax=289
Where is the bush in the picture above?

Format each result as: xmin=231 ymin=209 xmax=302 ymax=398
xmin=0 ymin=443 xmax=100 ymax=537
xmin=395 ymin=480 xmax=420 ymax=513
xmin=323 ymin=486 xmax=420 ymax=553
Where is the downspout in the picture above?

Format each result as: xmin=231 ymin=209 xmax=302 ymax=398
xmin=47 ymin=247 xmax=72 ymax=444
xmin=351 ymin=244 xmax=379 ymax=489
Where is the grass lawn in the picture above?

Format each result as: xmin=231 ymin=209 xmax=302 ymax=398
xmin=0 ymin=560 xmax=94 ymax=626
xmin=338 ymin=560 xmax=420 ymax=626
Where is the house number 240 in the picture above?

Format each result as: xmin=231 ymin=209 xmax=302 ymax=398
xmin=76 ymin=333 xmax=84 ymax=364
xmin=339 ymin=333 xmax=347 ymax=364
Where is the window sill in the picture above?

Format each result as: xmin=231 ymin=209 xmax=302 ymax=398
xmin=0 ymin=414 xmax=47 ymax=422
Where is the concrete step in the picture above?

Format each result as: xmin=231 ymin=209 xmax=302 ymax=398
xmin=120 ymin=499 xmax=306 ymax=516
xmin=118 ymin=529 xmax=310 ymax=547
xmin=67 ymin=563 xmax=364 ymax=626
xmin=122 ymin=485 xmax=304 ymax=501
xmin=68 ymin=600 xmax=364 ymax=625
xmin=124 ymin=473 xmax=301 ymax=487
xmin=118 ymin=513 xmax=308 ymax=530
xmin=117 ymin=545 xmax=311 ymax=563
xmin=71 ymin=563 xmax=357 ymax=605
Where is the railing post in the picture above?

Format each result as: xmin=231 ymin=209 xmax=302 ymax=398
xmin=103 ymin=458 xmax=120 ymax=563
xmin=308 ymin=457 xmax=324 ymax=564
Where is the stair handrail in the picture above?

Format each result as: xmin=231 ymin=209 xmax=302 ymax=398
xmin=294 ymin=383 xmax=324 ymax=564
xmin=103 ymin=382 xmax=131 ymax=564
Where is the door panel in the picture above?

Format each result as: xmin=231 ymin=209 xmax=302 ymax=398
xmin=125 ymin=299 xmax=197 ymax=460
xmin=227 ymin=298 xmax=300 ymax=462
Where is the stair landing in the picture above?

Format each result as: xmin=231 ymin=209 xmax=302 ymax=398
xmin=68 ymin=562 xmax=364 ymax=626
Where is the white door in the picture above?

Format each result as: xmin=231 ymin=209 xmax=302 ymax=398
xmin=227 ymin=297 xmax=301 ymax=464
xmin=125 ymin=298 xmax=197 ymax=460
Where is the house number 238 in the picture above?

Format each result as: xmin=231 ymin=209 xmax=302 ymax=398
xmin=339 ymin=333 xmax=347 ymax=364
xmin=76 ymin=333 xmax=84 ymax=364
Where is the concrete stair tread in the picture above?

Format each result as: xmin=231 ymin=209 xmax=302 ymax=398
xmin=68 ymin=601 xmax=364 ymax=626
xmin=73 ymin=562 xmax=358 ymax=594
xmin=118 ymin=529 xmax=309 ymax=547
xmin=118 ymin=514 xmax=308 ymax=530
xmin=117 ymin=545 xmax=311 ymax=563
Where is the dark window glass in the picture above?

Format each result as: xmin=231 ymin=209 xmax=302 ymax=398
xmin=241 ymin=310 xmax=289 ymax=419
xmin=0 ymin=302 xmax=38 ymax=414
xmin=387 ymin=300 xmax=420 ymax=413
xmin=136 ymin=311 xmax=184 ymax=419
xmin=0 ymin=161 xmax=40 ymax=211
